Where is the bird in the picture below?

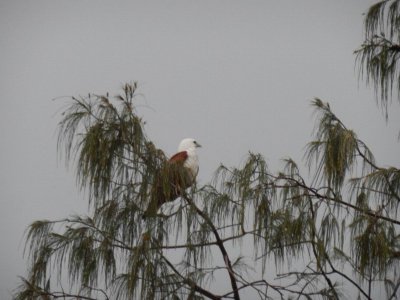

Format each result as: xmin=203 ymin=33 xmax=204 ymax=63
xmin=143 ymin=138 xmax=201 ymax=217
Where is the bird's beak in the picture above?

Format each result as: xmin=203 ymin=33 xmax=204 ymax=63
xmin=196 ymin=142 xmax=202 ymax=148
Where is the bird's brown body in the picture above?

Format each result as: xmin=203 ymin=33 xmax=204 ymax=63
xmin=143 ymin=138 xmax=201 ymax=218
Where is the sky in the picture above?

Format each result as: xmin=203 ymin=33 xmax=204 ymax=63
xmin=1 ymin=0 xmax=399 ymax=298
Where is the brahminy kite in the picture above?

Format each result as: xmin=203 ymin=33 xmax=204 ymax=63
xmin=143 ymin=138 xmax=201 ymax=217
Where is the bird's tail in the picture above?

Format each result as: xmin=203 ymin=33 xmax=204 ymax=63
xmin=142 ymin=189 xmax=166 ymax=218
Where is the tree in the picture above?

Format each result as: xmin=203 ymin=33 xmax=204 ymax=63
xmin=355 ymin=0 xmax=400 ymax=118
xmin=14 ymin=2 xmax=400 ymax=300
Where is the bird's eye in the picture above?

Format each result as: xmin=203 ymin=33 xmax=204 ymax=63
xmin=193 ymin=140 xmax=201 ymax=147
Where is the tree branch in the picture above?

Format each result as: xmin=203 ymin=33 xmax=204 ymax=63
xmin=161 ymin=255 xmax=222 ymax=300
xmin=183 ymin=195 xmax=241 ymax=300
xmin=276 ymin=175 xmax=400 ymax=226
xmin=307 ymin=197 xmax=339 ymax=300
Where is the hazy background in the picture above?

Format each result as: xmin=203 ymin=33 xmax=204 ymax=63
xmin=1 ymin=0 xmax=399 ymax=298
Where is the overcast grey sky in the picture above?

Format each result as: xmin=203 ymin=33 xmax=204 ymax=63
xmin=1 ymin=0 xmax=399 ymax=298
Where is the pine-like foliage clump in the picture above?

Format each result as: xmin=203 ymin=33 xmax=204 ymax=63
xmin=355 ymin=0 xmax=400 ymax=117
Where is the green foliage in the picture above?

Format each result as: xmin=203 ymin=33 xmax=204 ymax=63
xmin=355 ymin=0 xmax=400 ymax=115
xmin=57 ymin=83 xmax=166 ymax=207
xmin=306 ymin=99 xmax=374 ymax=192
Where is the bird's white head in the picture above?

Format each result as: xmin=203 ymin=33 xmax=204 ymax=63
xmin=177 ymin=138 xmax=201 ymax=179
xmin=178 ymin=138 xmax=201 ymax=152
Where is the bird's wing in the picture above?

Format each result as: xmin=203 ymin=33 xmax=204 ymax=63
xmin=169 ymin=151 xmax=188 ymax=164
